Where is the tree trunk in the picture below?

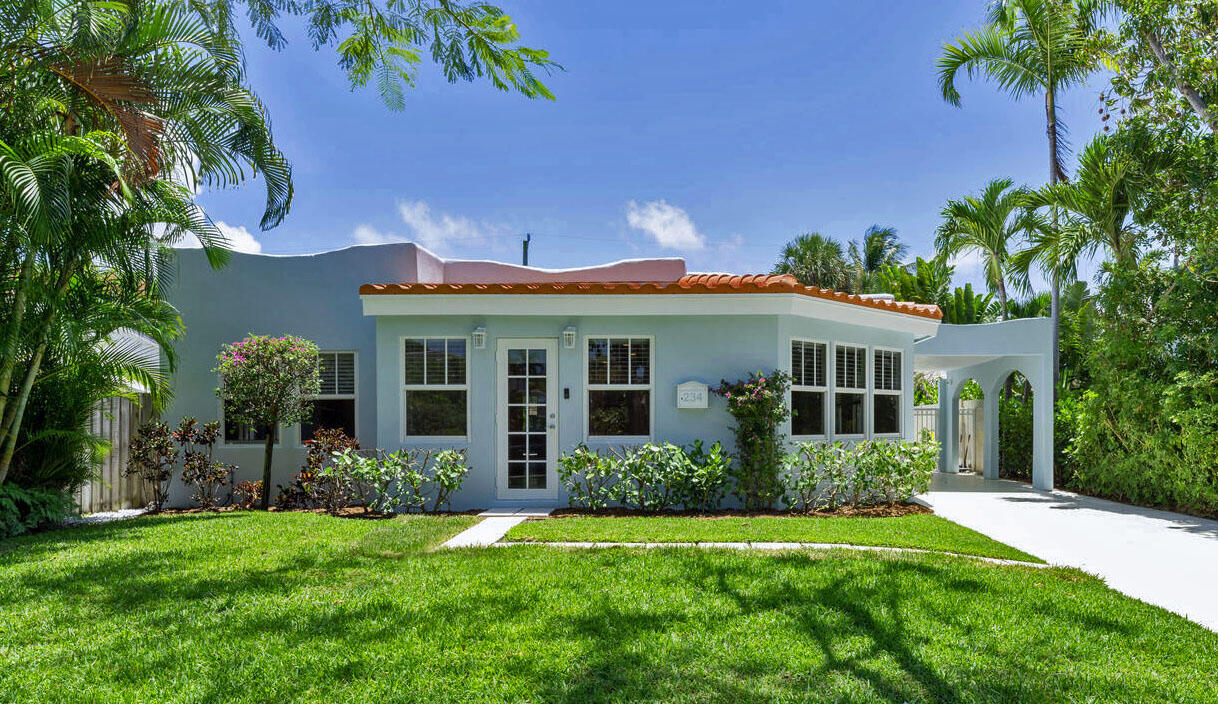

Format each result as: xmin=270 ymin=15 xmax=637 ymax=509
xmin=1045 ymin=89 xmax=1062 ymax=391
xmin=0 ymin=336 xmax=50 ymax=483
xmin=0 ymin=254 xmax=35 ymax=436
xmin=1143 ymin=30 xmax=1218 ymax=133
xmin=996 ymin=274 xmax=1010 ymax=321
xmin=260 ymin=419 xmax=275 ymax=510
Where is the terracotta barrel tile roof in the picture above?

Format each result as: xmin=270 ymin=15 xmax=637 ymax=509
xmin=359 ymin=272 xmax=942 ymax=320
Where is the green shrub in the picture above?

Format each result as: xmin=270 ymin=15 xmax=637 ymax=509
xmin=999 ymin=396 xmax=1034 ymax=481
xmin=558 ymin=441 xmax=731 ymax=511
xmin=125 ymin=421 xmax=178 ymax=512
xmin=556 ymin=444 xmax=617 ymax=509
xmin=714 ymin=370 xmax=791 ymax=510
xmin=174 ymin=418 xmax=233 ymax=509
xmin=428 ymin=449 xmax=469 ymax=512
xmin=783 ymin=436 xmax=938 ymax=511
xmin=0 ymin=484 xmax=76 ymax=538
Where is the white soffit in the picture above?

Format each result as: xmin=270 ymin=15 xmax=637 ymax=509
xmin=360 ymin=293 xmax=941 ymax=336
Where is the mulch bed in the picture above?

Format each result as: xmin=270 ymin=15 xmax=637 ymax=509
xmin=547 ymin=503 xmax=931 ymax=519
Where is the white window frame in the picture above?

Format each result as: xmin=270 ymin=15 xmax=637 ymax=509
xmin=297 ymin=350 xmax=358 ymax=448
xmin=583 ymin=334 xmax=655 ymax=442
xmin=789 ymin=337 xmax=828 ymax=441
xmin=400 ymin=336 xmax=471 ymax=442
xmin=832 ymin=342 xmax=868 ymax=440
xmin=872 ymin=346 xmax=903 ymax=438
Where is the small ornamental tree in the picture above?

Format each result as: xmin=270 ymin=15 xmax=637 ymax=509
xmin=714 ymin=370 xmax=791 ymax=510
xmin=215 ymin=335 xmax=320 ymax=509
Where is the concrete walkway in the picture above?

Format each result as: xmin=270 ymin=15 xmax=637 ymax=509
xmin=922 ymin=472 xmax=1218 ymax=632
xmin=442 ymin=508 xmax=553 ymax=548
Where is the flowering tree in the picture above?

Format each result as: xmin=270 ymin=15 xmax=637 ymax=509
xmin=714 ymin=370 xmax=791 ymax=510
xmin=215 ymin=335 xmax=320 ymax=509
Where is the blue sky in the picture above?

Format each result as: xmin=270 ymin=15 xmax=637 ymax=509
xmin=195 ymin=1 xmax=1109 ymax=288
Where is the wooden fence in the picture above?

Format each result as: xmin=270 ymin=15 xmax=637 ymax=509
xmin=75 ymin=395 xmax=153 ymax=514
xmin=913 ymin=400 xmax=985 ymax=473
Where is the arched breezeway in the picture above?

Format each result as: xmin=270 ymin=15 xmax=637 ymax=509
xmin=914 ymin=319 xmax=1055 ymax=490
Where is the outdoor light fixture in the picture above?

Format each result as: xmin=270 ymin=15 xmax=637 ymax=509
xmin=472 ymin=326 xmax=487 ymax=349
xmin=562 ymin=325 xmax=577 ymax=349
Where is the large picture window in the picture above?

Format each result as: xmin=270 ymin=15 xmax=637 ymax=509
xmin=586 ymin=337 xmax=651 ymax=437
xmin=791 ymin=340 xmax=827 ymax=437
xmin=834 ymin=344 xmax=867 ymax=436
xmin=404 ymin=338 xmax=467 ymax=437
xmin=301 ymin=352 xmax=357 ymax=442
xmin=873 ymin=348 xmax=902 ymax=436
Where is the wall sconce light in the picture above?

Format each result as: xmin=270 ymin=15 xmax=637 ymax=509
xmin=472 ymin=326 xmax=487 ymax=349
xmin=562 ymin=325 xmax=577 ymax=349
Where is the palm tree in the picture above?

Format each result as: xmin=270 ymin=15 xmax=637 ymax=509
xmin=938 ymin=0 xmax=1114 ymax=377
xmin=1018 ymin=135 xmax=1145 ymax=281
xmin=849 ymin=225 xmax=908 ymax=293
xmin=773 ymin=232 xmax=852 ymax=290
xmin=936 ymin=179 xmax=1038 ymax=320
xmin=0 ymin=0 xmax=292 ymax=481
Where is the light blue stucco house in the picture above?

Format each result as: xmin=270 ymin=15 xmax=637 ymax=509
xmin=164 ymin=242 xmax=1053 ymax=509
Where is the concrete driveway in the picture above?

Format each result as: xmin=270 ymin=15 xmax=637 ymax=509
xmin=921 ymin=473 xmax=1218 ymax=632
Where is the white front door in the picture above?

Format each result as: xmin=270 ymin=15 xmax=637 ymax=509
xmin=496 ymin=338 xmax=559 ymax=500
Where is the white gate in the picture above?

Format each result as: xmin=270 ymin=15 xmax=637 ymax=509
xmin=913 ymin=401 xmax=984 ymax=473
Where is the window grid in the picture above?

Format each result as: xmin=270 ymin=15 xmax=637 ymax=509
xmin=403 ymin=338 xmax=468 ymax=438
xmin=874 ymin=349 xmax=902 ymax=392
xmin=835 ymin=344 xmax=867 ymax=390
xmin=791 ymin=340 xmax=827 ymax=389
xmin=318 ymin=352 xmax=356 ymax=397
xmin=586 ymin=337 xmax=653 ymax=438
xmin=587 ymin=337 xmax=651 ymax=389
xmin=404 ymin=338 xmax=467 ymax=387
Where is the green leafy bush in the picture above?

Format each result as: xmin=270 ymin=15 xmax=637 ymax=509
xmin=428 ymin=450 xmax=469 ymax=512
xmin=174 ymin=418 xmax=233 ymax=509
xmin=125 ymin=421 xmax=178 ymax=512
xmin=714 ymin=370 xmax=791 ymax=510
xmin=783 ymin=436 xmax=939 ymax=511
xmin=0 ymin=484 xmax=76 ymax=538
xmin=999 ymin=396 xmax=1034 ymax=481
xmin=556 ymin=445 xmax=617 ymax=509
xmin=558 ymin=441 xmax=731 ymax=511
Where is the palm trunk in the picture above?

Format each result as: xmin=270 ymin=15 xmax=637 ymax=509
xmin=260 ymin=419 xmax=275 ymax=510
xmin=996 ymin=275 xmax=1010 ymax=321
xmin=0 ymin=334 xmax=50 ymax=483
xmin=1045 ymin=89 xmax=1061 ymax=390
xmin=0 ymin=254 xmax=35 ymax=434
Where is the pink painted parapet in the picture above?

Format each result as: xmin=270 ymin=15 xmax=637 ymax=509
xmin=437 ymin=254 xmax=687 ymax=284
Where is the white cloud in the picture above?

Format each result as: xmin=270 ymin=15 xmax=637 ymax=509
xmin=352 ymin=200 xmax=497 ymax=254
xmin=175 ymin=220 xmax=263 ymax=253
xmin=625 ymin=199 xmax=705 ymax=251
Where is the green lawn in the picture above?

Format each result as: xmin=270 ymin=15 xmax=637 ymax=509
xmin=505 ymin=514 xmax=1042 ymax=563
xmin=2 ymin=513 xmax=1216 ymax=703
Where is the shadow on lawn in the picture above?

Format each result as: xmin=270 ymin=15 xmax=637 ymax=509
xmin=0 ymin=518 xmax=1180 ymax=703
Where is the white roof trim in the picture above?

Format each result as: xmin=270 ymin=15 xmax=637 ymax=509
xmin=360 ymin=293 xmax=941 ymax=335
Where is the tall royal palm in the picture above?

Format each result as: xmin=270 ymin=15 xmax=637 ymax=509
xmin=936 ymin=179 xmax=1038 ymax=320
xmin=773 ymin=232 xmax=852 ymax=291
xmin=938 ymin=0 xmax=1113 ymax=377
xmin=849 ymin=225 xmax=908 ymax=293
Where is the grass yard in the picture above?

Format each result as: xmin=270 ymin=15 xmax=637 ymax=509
xmin=505 ymin=514 xmax=1042 ymax=563
xmin=2 ymin=513 xmax=1216 ymax=703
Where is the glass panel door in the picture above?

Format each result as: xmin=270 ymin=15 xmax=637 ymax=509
xmin=497 ymin=339 xmax=558 ymax=498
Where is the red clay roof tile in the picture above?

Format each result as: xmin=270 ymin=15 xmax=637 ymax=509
xmin=359 ymin=273 xmax=942 ymax=320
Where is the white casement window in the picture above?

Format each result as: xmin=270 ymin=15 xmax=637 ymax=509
xmin=790 ymin=339 xmax=827 ymax=437
xmin=873 ymin=348 xmax=902 ymax=436
xmin=301 ymin=352 xmax=357 ymax=443
xmin=586 ymin=337 xmax=652 ymax=438
xmin=403 ymin=338 xmax=468 ymax=438
xmin=834 ymin=343 xmax=867 ymax=437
